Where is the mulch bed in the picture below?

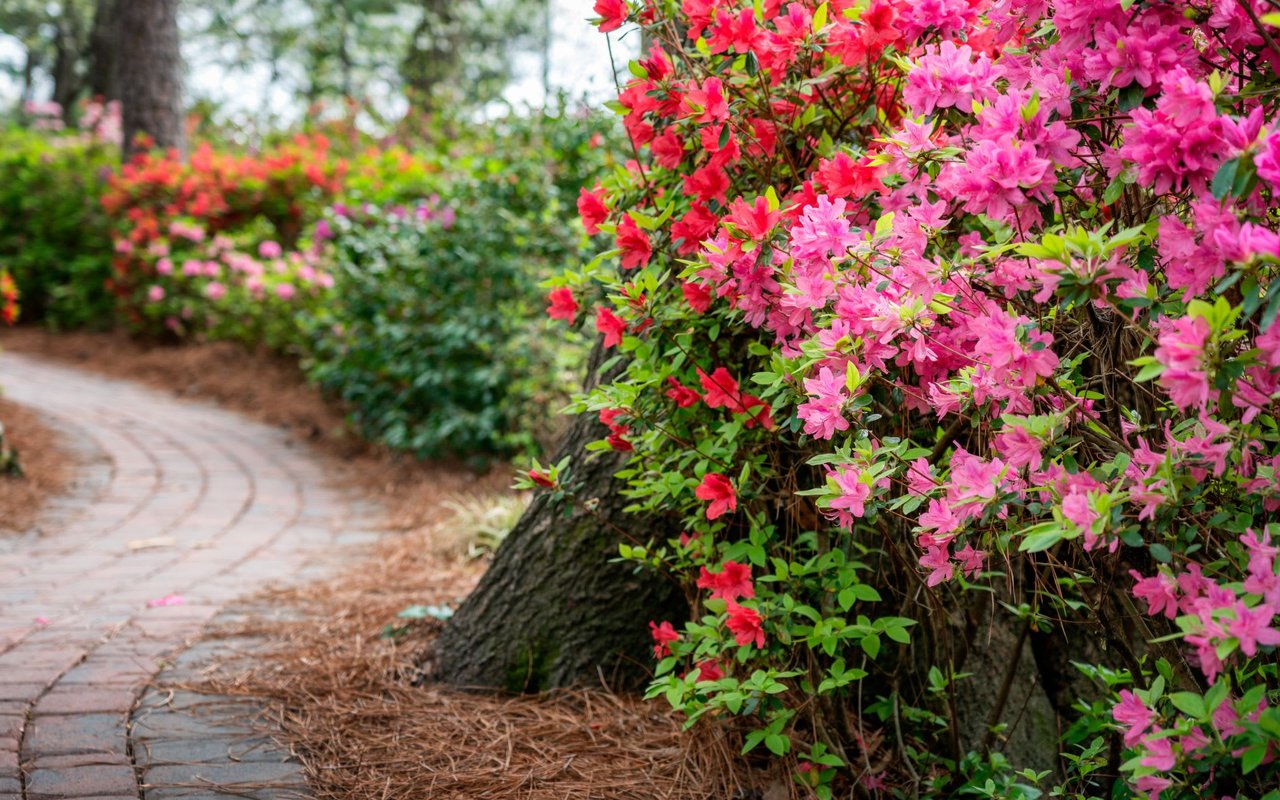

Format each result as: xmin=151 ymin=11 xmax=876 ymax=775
xmin=185 ymin=524 xmax=750 ymax=800
xmin=0 ymin=395 xmax=75 ymax=534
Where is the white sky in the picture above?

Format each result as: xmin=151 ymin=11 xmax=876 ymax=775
xmin=0 ymin=1 xmax=639 ymax=125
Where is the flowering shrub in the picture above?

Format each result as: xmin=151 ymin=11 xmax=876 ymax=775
xmin=132 ymin=222 xmax=334 ymax=350
xmin=104 ymin=133 xmax=346 ymax=331
xmin=0 ymin=124 xmax=117 ymax=328
xmin=302 ymin=181 xmax=584 ymax=460
xmin=1 ymin=269 xmax=18 ymax=326
xmin=531 ymin=0 xmax=1280 ymax=796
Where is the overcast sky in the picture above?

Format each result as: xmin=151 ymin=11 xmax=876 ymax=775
xmin=0 ymin=1 xmax=638 ymax=125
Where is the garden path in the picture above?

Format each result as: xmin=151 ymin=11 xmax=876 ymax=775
xmin=0 ymin=351 xmax=381 ymax=799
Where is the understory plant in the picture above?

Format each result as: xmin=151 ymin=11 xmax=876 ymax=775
xmin=302 ymin=180 xmax=582 ymax=460
xmin=0 ymin=107 xmax=119 ymax=328
xmin=530 ymin=0 xmax=1280 ymax=796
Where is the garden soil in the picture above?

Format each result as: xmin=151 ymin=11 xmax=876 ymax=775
xmin=0 ymin=394 xmax=74 ymax=534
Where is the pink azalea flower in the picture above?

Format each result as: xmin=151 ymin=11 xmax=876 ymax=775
xmin=797 ymin=366 xmax=850 ymax=440
xmin=1113 ymin=690 xmax=1155 ymax=747
xmin=1227 ymin=602 xmax=1280 ymax=657
xmin=954 ymin=544 xmax=985 ymax=578
xmin=919 ymin=545 xmax=952 ymax=587
xmin=828 ymin=466 xmax=871 ymax=527
xmin=1130 ymin=569 xmax=1180 ymax=619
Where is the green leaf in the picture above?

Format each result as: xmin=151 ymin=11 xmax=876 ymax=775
xmin=812 ymin=1 xmax=828 ymax=32
xmin=862 ymin=633 xmax=881 ymax=659
xmin=1211 ymin=158 xmax=1240 ymax=200
xmin=1119 ymin=83 xmax=1145 ymax=112
xmin=765 ymin=733 xmax=790 ymax=755
xmin=1242 ymin=743 xmax=1267 ymax=774
xmin=1018 ymin=521 xmax=1068 ymax=553
xmin=1132 ymin=361 xmax=1166 ymax=383
xmin=1260 ymin=287 xmax=1280 ymax=332
xmin=838 ymin=588 xmax=856 ymax=611
xmin=1167 ymin=691 xmax=1206 ymax=718
xmin=873 ymin=212 xmax=895 ymax=240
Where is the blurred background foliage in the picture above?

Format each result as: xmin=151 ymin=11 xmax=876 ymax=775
xmin=0 ymin=0 xmax=631 ymax=462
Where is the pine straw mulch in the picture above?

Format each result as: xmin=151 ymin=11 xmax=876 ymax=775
xmin=3 ymin=327 xmax=768 ymax=797
xmin=0 ymin=395 xmax=76 ymax=534
xmin=0 ymin=326 xmax=507 ymax=531
xmin=175 ymin=522 xmax=753 ymax=800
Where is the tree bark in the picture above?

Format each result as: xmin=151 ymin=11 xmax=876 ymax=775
xmin=116 ymin=0 xmax=184 ymax=159
xmin=401 ymin=0 xmax=458 ymax=114
xmin=431 ymin=346 xmax=687 ymax=692
xmin=51 ymin=17 xmax=84 ymax=124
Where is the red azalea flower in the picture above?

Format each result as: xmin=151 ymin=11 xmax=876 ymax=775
xmin=695 ymin=473 xmax=737 ymax=519
xmin=594 ymin=0 xmax=629 ymax=32
xmin=725 ymin=601 xmax=765 ymax=648
xmin=528 ymin=469 xmax=556 ymax=489
xmin=681 ymin=77 xmax=730 ymax=123
xmin=682 ymin=281 xmax=714 ymax=313
xmin=616 ymin=214 xmax=653 ymax=269
xmin=671 ymin=204 xmax=719 ymax=254
xmin=717 ymin=561 xmax=755 ymax=599
xmin=577 ymin=184 xmax=609 ymax=234
xmin=708 ymin=7 xmax=765 ymax=55
xmin=739 ymin=394 xmax=775 ymax=429
xmin=692 ymin=659 xmax=724 ymax=682
xmin=817 ymin=151 xmax=885 ymax=198
xmin=682 ymin=162 xmax=731 ymax=205
xmin=696 ymin=561 xmax=754 ymax=600
xmin=665 ymin=377 xmax=702 ymax=408
xmin=595 ymin=306 xmax=628 ymax=348
xmin=651 ymin=130 xmax=686 ymax=169
xmin=649 ymin=620 xmax=679 ymax=657
xmin=607 ymin=430 xmax=634 ymax=451
xmin=546 ymin=287 xmax=579 ymax=323
xmin=725 ymin=195 xmax=783 ymax=241
xmin=698 ymin=367 xmax=741 ymax=409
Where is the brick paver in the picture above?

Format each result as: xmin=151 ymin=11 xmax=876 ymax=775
xmin=0 ymin=353 xmax=371 ymax=799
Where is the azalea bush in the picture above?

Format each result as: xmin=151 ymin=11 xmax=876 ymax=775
xmin=101 ymin=109 xmax=613 ymax=461
xmin=104 ymin=133 xmax=346 ymax=336
xmin=0 ymin=112 xmax=119 ymax=328
xmin=528 ymin=0 xmax=1280 ymax=797
xmin=302 ymin=117 xmax=611 ymax=460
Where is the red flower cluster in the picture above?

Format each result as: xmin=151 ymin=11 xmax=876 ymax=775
xmin=0 ymin=270 xmax=18 ymax=325
xmin=695 ymin=472 xmax=737 ymax=519
xmin=103 ymin=135 xmax=346 ymax=304
xmin=599 ymin=408 xmax=634 ymax=452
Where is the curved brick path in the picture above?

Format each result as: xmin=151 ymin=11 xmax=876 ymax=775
xmin=0 ymin=352 xmax=378 ymax=799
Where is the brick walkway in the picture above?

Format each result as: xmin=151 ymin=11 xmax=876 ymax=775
xmin=0 ymin=352 xmax=379 ymax=799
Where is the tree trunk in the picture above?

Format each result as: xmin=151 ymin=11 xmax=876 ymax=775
xmin=116 ymin=0 xmax=184 ymax=159
xmin=51 ymin=18 xmax=83 ymax=124
xmin=431 ymin=346 xmax=687 ymax=692
xmin=19 ymin=47 xmax=37 ymax=105
xmin=88 ymin=0 xmax=120 ymax=101
xmin=401 ymin=0 xmax=458 ymax=114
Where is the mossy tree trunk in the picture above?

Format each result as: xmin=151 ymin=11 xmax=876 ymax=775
xmin=432 ymin=346 xmax=686 ymax=692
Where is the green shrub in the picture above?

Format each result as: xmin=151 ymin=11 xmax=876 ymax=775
xmin=0 ymin=128 xmax=116 ymax=328
xmin=302 ymin=182 xmax=582 ymax=462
